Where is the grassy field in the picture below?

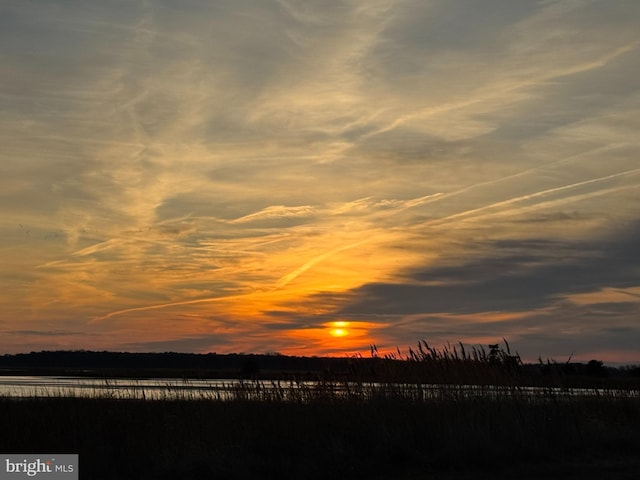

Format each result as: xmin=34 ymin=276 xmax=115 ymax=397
xmin=1 ymin=343 xmax=638 ymax=479
xmin=1 ymin=382 xmax=639 ymax=479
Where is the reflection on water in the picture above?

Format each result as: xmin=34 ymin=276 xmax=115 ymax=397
xmin=0 ymin=376 xmax=240 ymax=400
xmin=1 ymin=376 xmax=638 ymax=401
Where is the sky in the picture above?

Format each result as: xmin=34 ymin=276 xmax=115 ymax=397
xmin=1 ymin=0 xmax=639 ymax=363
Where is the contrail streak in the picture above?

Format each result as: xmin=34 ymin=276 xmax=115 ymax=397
xmin=90 ymin=293 xmax=249 ymax=323
xmin=449 ymin=184 xmax=639 ymax=225
xmin=93 ymin=238 xmax=372 ymax=322
xmin=363 ymin=42 xmax=638 ymax=141
xmin=379 ymin=144 xmax=623 ymax=219
xmin=419 ymin=168 xmax=640 ymax=228
xmin=277 ymin=238 xmax=371 ymax=288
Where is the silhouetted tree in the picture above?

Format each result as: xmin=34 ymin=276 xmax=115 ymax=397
xmin=586 ymin=359 xmax=607 ymax=378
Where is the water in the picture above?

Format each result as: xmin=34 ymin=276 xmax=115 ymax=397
xmin=0 ymin=376 xmax=337 ymax=401
xmin=0 ymin=376 xmax=637 ymax=401
xmin=0 ymin=376 xmax=243 ymax=400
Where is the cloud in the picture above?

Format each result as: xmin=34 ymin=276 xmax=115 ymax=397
xmin=341 ymin=220 xmax=640 ymax=317
xmin=1 ymin=0 xmax=639 ymax=358
xmin=230 ymin=205 xmax=317 ymax=225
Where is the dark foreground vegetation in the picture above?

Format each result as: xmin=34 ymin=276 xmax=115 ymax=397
xmin=1 ymin=387 xmax=639 ymax=479
xmin=2 ymin=341 xmax=640 ymax=388
xmin=1 ymin=342 xmax=639 ymax=479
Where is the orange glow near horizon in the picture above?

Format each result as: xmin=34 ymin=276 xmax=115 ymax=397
xmin=271 ymin=320 xmax=387 ymax=356
xmin=77 ymin=230 xmax=412 ymax=355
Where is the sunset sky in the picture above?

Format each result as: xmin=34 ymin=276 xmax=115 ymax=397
xmin=1 ymin=0 xmax=639 ymax=362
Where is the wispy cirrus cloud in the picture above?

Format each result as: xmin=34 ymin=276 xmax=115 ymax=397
xmin=1 ymin=0 xmax=639 ymax=359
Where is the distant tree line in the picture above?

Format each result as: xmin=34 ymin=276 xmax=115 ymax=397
xmin=0 ymin=350 xmax=354 ymax=379
xmin=0 ymin=347 xmax=638 ymax=385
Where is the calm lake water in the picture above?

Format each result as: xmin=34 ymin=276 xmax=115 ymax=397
xmin=1 ymin=375 xmax=637 ymax=401
xmin=0 ymin=376 xmax=249 ymax=400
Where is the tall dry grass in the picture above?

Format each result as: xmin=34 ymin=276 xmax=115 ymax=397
xmin=1 ymin=342 xmax=638 ymax=479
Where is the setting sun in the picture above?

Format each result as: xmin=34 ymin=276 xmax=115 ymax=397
xmin=329 ymin=328 xmax=349 ymax=337
xmin=329 ymin=321 xmax=350 ymax=337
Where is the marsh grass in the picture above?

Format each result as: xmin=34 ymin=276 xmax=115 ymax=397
xmin=1 ymin=342 xmax=638 ymax=479
xmin=1 ymin=384 xmax=639 ymax=479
